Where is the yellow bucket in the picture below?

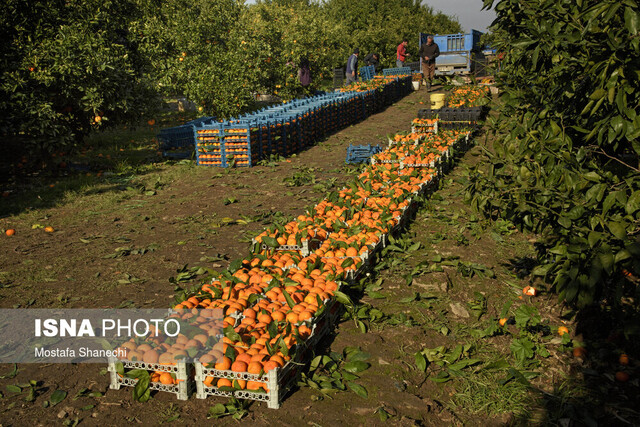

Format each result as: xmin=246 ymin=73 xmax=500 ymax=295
xmin=430 ymin=93 xmax=445 ymax=109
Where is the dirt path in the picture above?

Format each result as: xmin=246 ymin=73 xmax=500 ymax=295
xmin=0 ymin=90 xmax=428 ymax=311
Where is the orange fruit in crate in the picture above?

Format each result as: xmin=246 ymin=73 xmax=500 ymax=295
xmin=269 ymin=355 xmax=285 ymax=367
xmin=263 ymin=360 xmax=279 ymax=372
xmin=199 ymin=354 xmax=215 ymax=365
xmin=203 ymin=376 xmax=215 ymax=387
xmin=143 ymin=349 xmax=160 ymax=364
xmin=247 ymin=361 xmax=263 ymax=374
xmin=159 ymin=372 xmax=174 ymax=385
xmin=217 ymin=378 xmax=233 ymax=388
xmin=236 ymin=353 xmax=252 ymax=365
xmin=246 ymin=381 xmax=267 ymax=392
xmin=231 ymin=360 xmax=248 ymax=372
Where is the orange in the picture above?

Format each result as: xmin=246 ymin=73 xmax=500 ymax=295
xmin=217 ymin=378 xmax=233 ymax=388
xmin=298 ymin=311 xmax=313 ymax=321
xmin=615 ymin=371 xmax=629 ymax=382
xmin=286 ymin=312 xmax=299 ymax=324
xmin=142 ymin=349 xmax=159 ymax=364
xmin=263 ymin=360 xmax=279 ymax=372
xmin=231 ymin=360 xmax=248 ymax=372
xmin=247 ymin=361 xmax=263 ymax=374
xmin=215 ymin=356 xmax=232 ymax=370
xmin=246 ymin=381 xmax=267 ymax=392
xmin=199 ymin=354 xmax=215 ymax=365
xmin=498 ymin=318 xmax=507 ymax=327
xmin=572 ymin=347 xmax=586 ymax=358
xmin=5 ymin=229 xmax=15 ymax=236
xmin=269 ymin=355 xmax=285 ymax=367
xmin=236 ymin=353 xmax=252 ymax=365
xmin=619 ymin=354 xmax=630 ymax=366
xmin=257 ymin=313 xmax=273 ymax=324
xmin=557 ymin=326 xmax=569 ymax=336
xmin=159 ymin=372 xmax=174 ymax=385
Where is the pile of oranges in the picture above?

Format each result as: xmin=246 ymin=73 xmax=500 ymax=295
xmin=113 ymin=114 xmax=473 ymax=401
xmin=339 ymin=75 xmax=410 ymax=93
xmin=447 ymin=86 xmax=490 ymax=108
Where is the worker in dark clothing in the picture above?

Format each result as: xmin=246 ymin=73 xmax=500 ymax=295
xmin=345 ymin=48 xmax=359 ymax=85
xmin=363 ymin=53 xmax=380 ymax=72
xmin=418 ymin=35 xmax=440 ymax=91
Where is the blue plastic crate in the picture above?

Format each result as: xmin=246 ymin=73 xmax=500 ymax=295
xmin=383 ymin=67 xmax=412 ymax=77
xmin=157 ymin=125 xmax=196 ymax=159
xmin=359 ymin=65 xmax=375 ymax=81
xmin=346 ymin=144 xmax=384 ymax=164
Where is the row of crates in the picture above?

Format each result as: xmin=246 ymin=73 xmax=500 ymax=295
xmin=194 ymin=76 xmax=413 ymax=167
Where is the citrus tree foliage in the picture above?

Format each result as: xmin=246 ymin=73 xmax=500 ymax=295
xmin=466 ymin=0 xmax=640 ymax=306
xmin=240 ymin=0 xmax=342 ymax=100
xmin=324 ymin=0 xmax=462 ymax=68
xmin=0 ymin=0 xmax=158 ymax=156
xmin=143 ymin=0 xmax=254 ymax=118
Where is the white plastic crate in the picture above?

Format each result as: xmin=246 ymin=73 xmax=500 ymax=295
xmin=194 ymin=298 xmax=340 ymax=409
xmin=108 ymin=359 xmax=194 ymax=401
xmin=251 ymin=237 xmax=319 ymax=257
xmin=410 ymin=120 xmax=438 ymax=134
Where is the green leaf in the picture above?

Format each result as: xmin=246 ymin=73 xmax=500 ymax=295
xmin=281 ymin=288 xmax=296 ymax=309
xmin=415 ymin=352 xmax=427 ymax=371
xmin=346 ymin=382 xmax=368 ymax=398
xmin=6 ymin=385 xmax=21 ymax=393
xmin=608 ymin=222 xmax=627 ymax=240
xmin=510 ymin=338 xmax=535 ymax=364
xmin=588 ymin=231 xmax=601 ymax=248
xmin=583 ymin=171 xmax=601 ymax=182
xmin=625 ymin=6 xmax=639 ymax=34
xmin=448 ymin=359 xmax=482 ymax=371
xmin=558 ymin=216 xmax=571 ymax=229
xmin=626 ymin=191 xmax=640 ymax=215
xmin=532 ymin=264 xmax=552 ymax=276
xmin=132 ymin=372 xmax=151 ymax=402
xmin=343 ymin=361 xmax=370 ymax=373
xmin=614 ymin=249 xmax=631 ymax=263
xmin=589 ymin=88 xmax=606 ymax=100
xmin=208 ymin=403 xmax=227 ymax=418
xmin=333 ymin=291 xmax=353 ymax=308
xmin=261 ymin=236 xmax=278 ymax=248
xmin=341 ymin=257 xmax=354 ymax=268
xmin=50 ymin=389 xmax=67 ymax=406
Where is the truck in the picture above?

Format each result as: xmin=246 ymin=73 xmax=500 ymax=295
xmin=418 ymin=30 xmax=487 ymax=76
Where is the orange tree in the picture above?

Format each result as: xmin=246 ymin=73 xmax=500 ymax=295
xmin=0 ymin=0 xmax=158 ymax=161
xmin=466 ymin=0 xmax=640 ymax=307
xmin=142 ymin=0 xmax=254 ymax=119
xmin=240 ymin=0 xmax=342 ymax=100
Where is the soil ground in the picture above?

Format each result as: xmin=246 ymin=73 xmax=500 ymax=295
xmin=0 ymin=89 xmax=637 ymax=425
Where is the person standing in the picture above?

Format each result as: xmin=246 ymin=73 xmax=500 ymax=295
xmin=396 ymin=39 xmax=410 ymax=68
xmin=418 ymin=35 xmax=440 ymax=91
xmin=363 ymin=52 xmax=380 ymax=72
xmin=345 ymin=48 xmax=359 ymax=85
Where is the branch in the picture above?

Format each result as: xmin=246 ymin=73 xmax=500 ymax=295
xmin=590 ymin=146 xmax=640 ymax=173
